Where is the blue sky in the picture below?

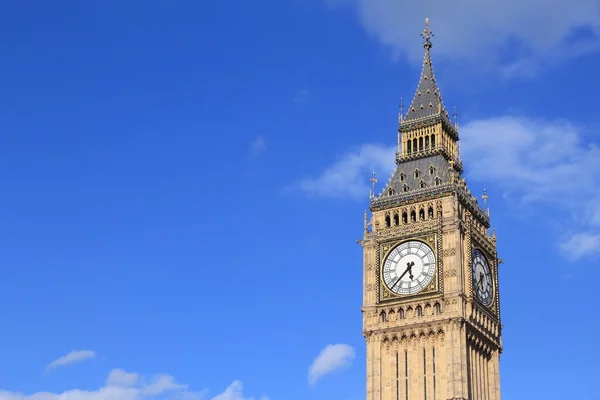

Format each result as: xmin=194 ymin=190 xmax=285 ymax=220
xmin=0 ymin=1 xmax=599 ymax=399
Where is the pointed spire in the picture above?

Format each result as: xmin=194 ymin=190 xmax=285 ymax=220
xmin=403 ymin=18 xmax=448 ymax=123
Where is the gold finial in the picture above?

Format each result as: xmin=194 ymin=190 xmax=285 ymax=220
xmin=421 ymin=18 xmax=433 ymax=48
xmin=482 ymin=188 xmax=488 ymax=205
xmin=369 ymin=172 xmax=378 ymax=198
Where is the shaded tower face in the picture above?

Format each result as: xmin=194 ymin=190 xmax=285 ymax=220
xmin=360 ymin=19 xmax=503 ymax=400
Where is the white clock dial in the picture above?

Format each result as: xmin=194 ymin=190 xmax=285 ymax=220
xmin=382 ymin=240 xmax=436 ymax=295
xmin=472 ymin=249 xmax=493 ymax=306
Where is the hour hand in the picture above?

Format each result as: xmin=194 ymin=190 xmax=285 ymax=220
xmin=407 ymin=261 xmax=414 ymax=280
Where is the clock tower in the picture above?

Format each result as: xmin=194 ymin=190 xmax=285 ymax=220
xmin=360 ymin=20 xmax=502 ymax=400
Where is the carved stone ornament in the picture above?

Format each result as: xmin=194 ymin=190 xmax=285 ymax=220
xmin=443 ymin=248 xmax=456 ymax=257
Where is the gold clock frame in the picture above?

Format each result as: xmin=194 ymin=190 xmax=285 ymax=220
xmin=376 ymin=231 xmax=442 ymax=303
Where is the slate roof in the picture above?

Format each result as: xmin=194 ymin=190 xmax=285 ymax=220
xmin=402 ymin=20 xmax=451 ymax=124
xmin=380 ymin=154 xmax=451 ymax=196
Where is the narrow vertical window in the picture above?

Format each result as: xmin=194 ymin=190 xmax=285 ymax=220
xmin=407 ymin=141 xmax=412 ymax=155
xmin=433 ymin=348 xmax=436 ymax=400
xmin=396 ymin=351 xmax=400 ymax=400
xmin=405 ymin=350 xmax=409 ymax=400
xmin=431 ymin=135 xmax=436 ymax=148
xmin=423 ymin=348 xmax=427 ymax=400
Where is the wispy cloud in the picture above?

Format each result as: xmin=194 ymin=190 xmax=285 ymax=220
xmin=459 ymin=116 xmax=600 ymax=259
xmin=46 ymin=350 xmax=96 ymax=370
xmin=290 ymin=143 xmax=395 ymax=199
xmin=308 ymin=344 xmax=355 ymax=385
xmin=326 ymin=0 xmax=600 ymax=76
xmin=558 ymin=233 xmax=600 ymax=262
xmin=249 ymin=136 xmax=266 ymax=157
xmin=294 ymin=115 xmax=600 ymax=259
xmin=211 ymin=381 xmax=269 ymax=400
xmin=0 ymin=369 xmax=265 ymax=400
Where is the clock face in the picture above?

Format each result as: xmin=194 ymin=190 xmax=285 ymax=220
xmin=472 ymin=249 xmax=493 ymax=306
xmin=382 ymin=240 xmax=436 ymax=295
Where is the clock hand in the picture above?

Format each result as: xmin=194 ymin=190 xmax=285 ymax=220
xmin=476 ymin=272 xmax=484 ymax=291
xmin=392 ymin=261 xmax=415 ymax=289
xmin=407 ymin=263 xmax=414 ymax=280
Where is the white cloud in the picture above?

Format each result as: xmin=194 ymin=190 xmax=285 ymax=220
xmin=458 ymin=115 xmax=600 ymax=259
xmin=459 ymin=116 xmax=600 ymax=206
xmin=249 ymin=136 xmax=266 ymax=157
xmin=106 ymin=369 xmax=139 ymax=388
xmin=326 ymin=0 xmax=600 ymax=75
xmin=46 ymin=350 xmax=96 ymax=370
xmin=210 ymin=381 xmax=268 ymax=400
xmin=308 ymin=344 xmax=355 ymax=385
xmin=291 ymin=143 xmax=395 ymax=199
xmin=558 ymin=233 xmax=600 ymax=262
xmin=0 ymin=370 xmax=264 ymax=400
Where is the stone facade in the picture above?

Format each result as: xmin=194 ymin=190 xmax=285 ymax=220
xmin=360 ymin=20 xmax=502 ymax=400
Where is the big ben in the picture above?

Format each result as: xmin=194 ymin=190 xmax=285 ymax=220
xmin=360 ymin=19 xmax=502 ymax=400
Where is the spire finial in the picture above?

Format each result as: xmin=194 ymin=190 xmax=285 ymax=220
xmin=482 ymin=188 xmax=488 ymax=205
xmin=453 ymin=106 xmax=458 ymax=127
xmin=369 ymin=172 xmax=378 ymax=198
xmin=421 ymin=18 xmax=433 ymax=48
xmin=399 ymin=97 xmax=404 ymax=122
